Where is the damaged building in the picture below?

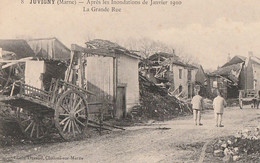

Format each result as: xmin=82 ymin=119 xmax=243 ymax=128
xmin=84 ymin=39 xmax=140 ymax=118
xmin=0 ymin=39 xmax=68 ymax=95
xmin=208 ymin=52 xmax=260 ymax=99
xmin=0 ymin=38 xmax=140 ymax=119
xmin=141 ymin=52 xmax=199 ymax=98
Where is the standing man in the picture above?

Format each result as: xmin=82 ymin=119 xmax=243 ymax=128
xmin=253 ymin=90 xmax=260 ymax=109
xmin=191 ymin=87 xmax=203 ymax=126
xmin=213 ymin=89 xmax=227 ymax=127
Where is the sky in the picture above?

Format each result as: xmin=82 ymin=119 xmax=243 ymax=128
xmin=0 ymin=0 xmax=260 ymax=70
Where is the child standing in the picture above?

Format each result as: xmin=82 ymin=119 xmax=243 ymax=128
xmin=191 ymin=88 xmax=203 ymax=126
xmin=213 ymin=90 xmax=227 ymax=127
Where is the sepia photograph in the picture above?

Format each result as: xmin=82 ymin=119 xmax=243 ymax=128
xmin=0 ymin=0 xmax=260 ymax=162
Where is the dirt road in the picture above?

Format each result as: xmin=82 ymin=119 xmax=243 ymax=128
xmin=1 ymin=106 xmax=260 ymax=163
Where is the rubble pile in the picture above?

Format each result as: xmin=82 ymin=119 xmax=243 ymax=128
xmin=211 ymin=127 xmax=260 ymax=162
xmin=0 ymin=104 xmax=24 ymax=147
xmin=133 ymin=74 xmax=191 ymax=121
xmin=203 ymin=98 xmax=213 ymax=110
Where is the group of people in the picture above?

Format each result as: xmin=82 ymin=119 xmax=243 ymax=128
xmin=191 ymin=88 xmax=227 ymax=127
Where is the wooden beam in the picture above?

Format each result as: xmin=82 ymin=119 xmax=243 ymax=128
xmin=78 ymin=53 xmax=84 ymax=88
xmin=65 ymin=51 xmax=75 ymax=82
xmin=113 ymin=57 xmax=117 ymax=117
xmin=0 ymin=57 xmax=33 ymax=63
xmin=1 ymin=57 xmax=33 ymax=69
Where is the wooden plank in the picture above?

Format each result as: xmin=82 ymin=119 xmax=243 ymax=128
xmin=113 ymin=57 xmax=117 ymax=117
xmin=51 ymin=79 xmax=59 ymax=104
xmin=20 ymin=95 xmax=52 ymax=108
xmin=1 ymin=57 xmax=33 ymax=69
xmin=88 ymin=120 xmax=125 ymax=130
xmin=87 ymin=123 xmax=112 ymax=131
xmin=0 ymin=95 xmax=53 ymax=111
xmin=78 ymin=53 xmax=85 ymax=88
xmin=0 ymin=57 xmax=33 ymax=63
xmin=64 ymin=50 xmax=75 ymax=82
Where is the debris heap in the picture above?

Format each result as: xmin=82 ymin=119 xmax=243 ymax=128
xmin=211 ymin=126 xmax=260 ymax=162
xmin=132 ymin=73 xmax=192 ymax=121
xmin=0 ymin=104 xmax=24 ymax=147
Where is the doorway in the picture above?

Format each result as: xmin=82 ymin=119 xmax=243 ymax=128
xmin=116 ymin=85 xmax=126 ymax=118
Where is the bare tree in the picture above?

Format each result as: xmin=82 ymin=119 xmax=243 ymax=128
xmin=119 ymin=37 xmax=172 ymax=58
xmin=116 ymin=38 xmax=198 ymax=65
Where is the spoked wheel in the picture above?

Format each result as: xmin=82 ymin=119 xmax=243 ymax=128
xmin=54 ymin=90 xmax=88 ymax=140
xmin=17 ymin=108 xmax=53 ymax=139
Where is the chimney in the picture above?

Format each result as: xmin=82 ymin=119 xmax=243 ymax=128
xmin=248 ymin=51 xmax=253 ymax=58
xmin=227 ymin=53 xmax=231 ymax=62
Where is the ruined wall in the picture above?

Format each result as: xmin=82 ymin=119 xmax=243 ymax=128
xmin=85 ymin=56 xmax=114 ymax=113
xmin=246 ymin=59 xmax=255 ymax=90
xmin=117 ymin=55 xmax=139 ymax=112
xmin=170 ymin=65 xmax=197 ymax=96
xmin=252 ymin=63 xmax=260 ymax=90
xmin=24 ymin=61 xmax=45 ymax=89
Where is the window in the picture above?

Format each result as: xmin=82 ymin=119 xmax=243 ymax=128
xmin=213 ymin=81 xmax=218 ymax=88
xmin=188 ymin=70 xmax=191 ymax=81
xmin=179 ymin=85 xmax=183 ymax=93
xmin=179 ymin=69 xmax=182 ymax=79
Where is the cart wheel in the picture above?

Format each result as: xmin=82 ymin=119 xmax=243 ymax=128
xmin=54 ymin=90 xmax=88 ymax=140
xmin=17 ymin=108 xmax=53 ymax=139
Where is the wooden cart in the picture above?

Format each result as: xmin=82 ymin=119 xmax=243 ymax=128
xmin=0 ymin=44 xmax=118 ymax=140
xmin=0 ymin=79 xmax=95 ymax=140
xmin=239 ymin=89 xmax=259 ymax=109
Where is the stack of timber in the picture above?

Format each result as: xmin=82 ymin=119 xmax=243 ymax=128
xmin=134 ymin=73 xmax=192 ymax=121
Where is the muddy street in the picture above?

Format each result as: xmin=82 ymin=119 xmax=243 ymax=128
xmin=1 ymin=106 xmax=260 ymax=163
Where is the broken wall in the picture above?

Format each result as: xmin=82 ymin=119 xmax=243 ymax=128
xmin=117 ymin=55 xmax=140 ymax=112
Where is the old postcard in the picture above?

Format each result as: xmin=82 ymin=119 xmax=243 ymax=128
xmin=0 ymin=0 xmax=260 ymax=162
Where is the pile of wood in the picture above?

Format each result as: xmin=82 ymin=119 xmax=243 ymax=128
xmin=133 ymin=73 xmax=192 ymax=121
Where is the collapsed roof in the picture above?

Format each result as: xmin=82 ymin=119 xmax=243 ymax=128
xmin=149 ymin=52 xmax=197 ymax=69
xmin=149 ymin=52 xmax=177 ymax=61
xmin=221 ymin=55 xmax=246 ymax=68
xmin=0 ymin=39 xmax=35 ymax=59
xmin=210 ymin=62 xmax=244 ymax=84
xmin=1 ymin=50 xmax=16 ymax=60
xmin=211 ymin=55 xmax=260 ymax=85
xmin=85 ymin=39 xmax=140 ymax=59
